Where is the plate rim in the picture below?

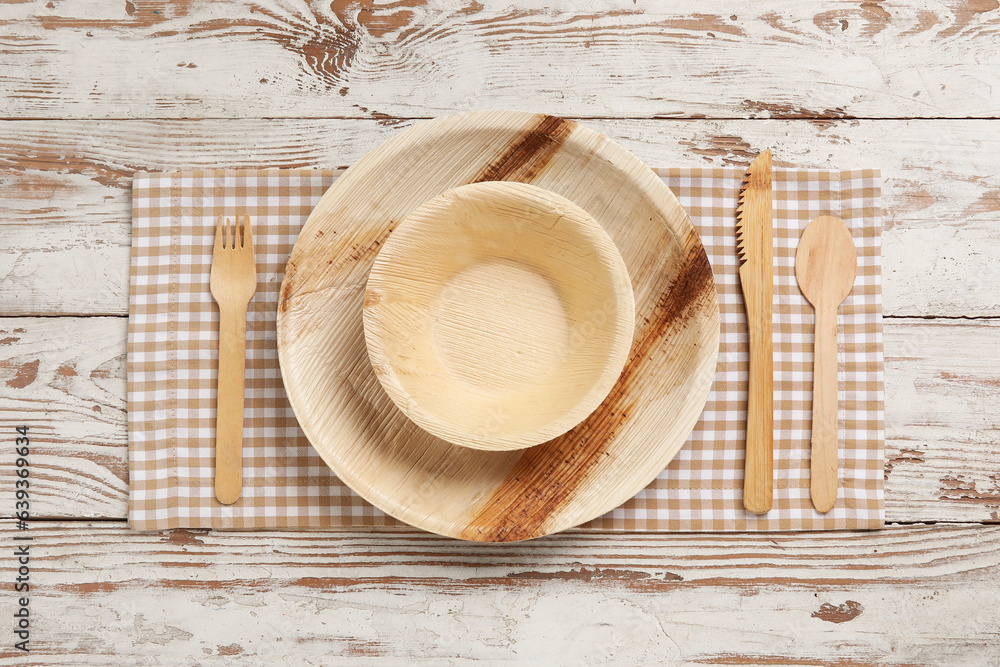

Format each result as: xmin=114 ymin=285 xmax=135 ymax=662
xmin=277 ymin=109 xmax=720 ymax=542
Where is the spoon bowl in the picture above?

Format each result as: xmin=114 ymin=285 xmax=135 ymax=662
xmin=796 ymin=216 xmax=858 ymax=307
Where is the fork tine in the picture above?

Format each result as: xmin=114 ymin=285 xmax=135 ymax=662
xmin=243 ymin=214 xmax=253 ymax=250
xmin=226 ymin=217 xmax=233 ymax=250
xmin=214 ymin=215 xmax=225 ymax=251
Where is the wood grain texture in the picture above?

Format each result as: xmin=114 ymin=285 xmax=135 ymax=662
xmin=1 ymin=117 xmax=998 ymax=316
xmin=278 ymin=110 xmax=719 ymax=541
xmin=737 ymin=150 xmax=774 ymax=514
xmin=0 ymin=318 xmax=127 ymax=518
xmin=797 ymin=215 xmax=859 ymax=513
xmin=1 ymin=1 xmax=998 ymax=120
xmin=1 ymin=0 xmax=995 ymax=659
xmin=363 ymin=181 xmax=636 ymax=452
xmin=884 ymin=320 xmax=1000 ymax=522
xmin=1 ymin=521 xmax=998 ymax=665
xmin=3 ymin=317 xmax=998 ymax=523
xmin=209 ymin=215 xmax=257 ymax=505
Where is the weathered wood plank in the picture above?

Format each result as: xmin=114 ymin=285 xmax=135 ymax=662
xmin=1 ymin=118 xmax=998 ymax=316
xmin=1 ymin=521 xmax=997 ymax=665
xmin=0 ymin=318 xmax=127 ymax=518
xmin=1 ymin=0 xmax=998 ymax=120
xmin=1 ymin=1 xmax=993 ymax=662
xmin=884 ymin=320 xmax=1000 ymax=523
xmin=0 ymin=119 xmax=401 ymax=316
xmin=2 ymin=317 xmax=997 ymax=524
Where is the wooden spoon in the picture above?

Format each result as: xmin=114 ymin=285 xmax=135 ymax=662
xmin=795 ymin=215 xmax=857 ymax=513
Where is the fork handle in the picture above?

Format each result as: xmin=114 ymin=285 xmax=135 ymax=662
xmin=215 ymin=304 xmax=249 ymax=505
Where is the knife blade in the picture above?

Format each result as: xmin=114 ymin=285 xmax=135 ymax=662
xmin=736 ymin=150 xmax=774 ymax=514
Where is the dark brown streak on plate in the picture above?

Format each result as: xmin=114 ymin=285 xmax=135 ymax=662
xmin=620 ymin=238 xmax=715 ymax=389
xmin=278 ymin=227 xmax=390 ymax=317
xmin=277 ymin=256 xmax=299 ymax=316
xmin=461 ymin=240 xmax=716 ymax=542
xmin=472 ymin=115 xmax=574 ymax=184
xmin=282 ymin=114 xmax=569 ymax=319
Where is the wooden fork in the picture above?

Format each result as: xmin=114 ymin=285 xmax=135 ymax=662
xmin=210 ymin=215 xmax=257 ymax=505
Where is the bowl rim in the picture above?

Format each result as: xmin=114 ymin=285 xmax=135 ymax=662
xmin=362 ymin=180 xmax=636 ymax=452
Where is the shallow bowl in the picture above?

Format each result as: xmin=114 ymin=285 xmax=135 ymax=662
xmin=363 ymin=181 xmax=635 ymax=451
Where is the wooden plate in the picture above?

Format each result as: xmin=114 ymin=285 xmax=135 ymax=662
xmin=277 ymin=110 xmax=719 ymax=542
xmin=363 ymin=181 xmax=636 ymax=452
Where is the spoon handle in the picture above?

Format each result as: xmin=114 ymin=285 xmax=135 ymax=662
xmin=811 ymin=304 xmax=840 ymax=513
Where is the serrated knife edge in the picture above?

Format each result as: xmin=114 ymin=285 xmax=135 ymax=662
xmin=738 ymin=150 xmax=774 ymax=515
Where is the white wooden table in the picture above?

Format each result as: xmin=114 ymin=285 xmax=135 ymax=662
xmin=2 ymin=2 xmax=999 ymax=664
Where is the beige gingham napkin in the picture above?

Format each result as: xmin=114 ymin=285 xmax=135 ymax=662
xmin=128 ymin=167 xmax=884 ymax=531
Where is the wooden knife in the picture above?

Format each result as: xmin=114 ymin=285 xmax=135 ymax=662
xmin=737 ymin=150 xmax=774 ymax=514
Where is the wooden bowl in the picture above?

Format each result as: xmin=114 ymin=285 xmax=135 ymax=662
xmin=363 ymin=181 xmax=635 ymax=452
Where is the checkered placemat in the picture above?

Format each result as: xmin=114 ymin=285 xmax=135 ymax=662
xmin=128 ymin=167 xmax=884 ymax=531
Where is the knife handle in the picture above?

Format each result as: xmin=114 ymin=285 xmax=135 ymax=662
xmin=743 ymin=314 xmax=773 ymax=515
